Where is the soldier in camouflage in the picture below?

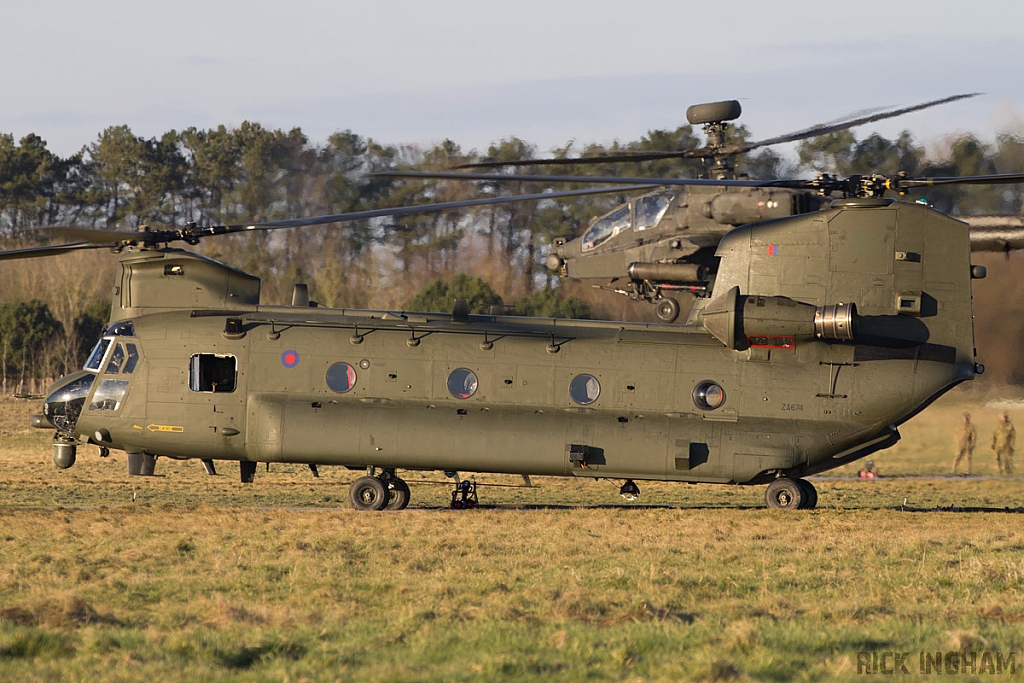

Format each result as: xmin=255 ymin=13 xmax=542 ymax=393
xmin=991 ymin=412 xmax=1016 ymax=475
xmin=953 ymin=412 xmax=977 ymax=474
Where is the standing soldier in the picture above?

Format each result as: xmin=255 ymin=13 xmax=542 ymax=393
xmin=953 ymin=412 xmax=977 ymax=474
xmin=991 ymin=412 xmax=1016 ymax=475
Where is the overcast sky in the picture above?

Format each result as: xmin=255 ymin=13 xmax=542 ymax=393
xmin=3 ymin=0 xmax=1023 ymax=160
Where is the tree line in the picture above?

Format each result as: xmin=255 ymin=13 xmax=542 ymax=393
xmin=1 ymin=120 xmax=1022 ymax=390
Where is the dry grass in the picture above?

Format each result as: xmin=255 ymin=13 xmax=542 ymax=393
xmin=3 ymin=391 xmax=1024 ymax=681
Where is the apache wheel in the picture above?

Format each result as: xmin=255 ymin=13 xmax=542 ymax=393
xmin=385 ymin=478 xmax=411 ymax=511
xmin=655 ymin=297 xmax=680 ymax=323
xmin=349 ymin=476 xmax=389 ymax=511
xmin=796 ymin=479 xmax=818 ymax=509
xmin=765 ymin=478 xmax=804 ymax=510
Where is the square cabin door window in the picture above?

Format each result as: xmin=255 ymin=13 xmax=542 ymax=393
xmin=189 ymin=354 xmax=237 ymax=393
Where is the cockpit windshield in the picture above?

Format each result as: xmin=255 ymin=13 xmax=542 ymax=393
xmin=84 ymin=339 xmax=111 ymax=372
xmin=634 ymin=192 xmax=672 ymax=231
xmin=582 ymin=205 xmax=630 ymax=252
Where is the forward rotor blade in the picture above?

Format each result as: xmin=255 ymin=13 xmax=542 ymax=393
xmin=373 ymin=170 xmax=769 ymax=188
xmin=8 ymin=185 xmax=663 ymax=256
xmin=0 ymin=242 xmax=117 ymax=261
xmin=239 ymin=184 xmax=661 ymax=230
xmin=456 ymin=93 xmax=981 ymax=169
xmin=38 ymin=226 xmax=148 ymax=244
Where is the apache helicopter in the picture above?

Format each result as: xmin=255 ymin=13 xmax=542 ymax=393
xmin=16 ymin=163 xmax=1024 ymax=510
xmin=383 ymin=93 xmax=1024 ymax=321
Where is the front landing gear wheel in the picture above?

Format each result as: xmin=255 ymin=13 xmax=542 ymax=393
xmin=385 ymin=479 xmax=411 ymax=510
xmin=350 ymin=476 xmax=389 ymax=511
xmin=655 ymin=297 xmax=680 ymax=323
xmin=796 ymin=479 xmax=817 ymax=509
xmin=765 ymin=478 xmax=804 ymax=510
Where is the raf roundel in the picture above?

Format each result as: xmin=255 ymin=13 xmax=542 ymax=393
xmin=281 ymin=350 xmax=300 ymax=368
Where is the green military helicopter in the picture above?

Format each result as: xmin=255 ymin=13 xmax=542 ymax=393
xmin=15 ymin=165 xmax=1024 ymax=510
xmin=383 ymin=94 xmax=1024 ymax=322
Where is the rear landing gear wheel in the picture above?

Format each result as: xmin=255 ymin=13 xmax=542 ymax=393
xmin=655 ymin=297 xmax=680 ymax=323
xmin=765 ymin=478 xmax=804 ymax=510
xmin=350 ymin=476 xmax=389 ymax=511
xmin=385 ymin=478 xmax=411 ymax=510
xmin=796 ymin=479 xmax=818 ymax=509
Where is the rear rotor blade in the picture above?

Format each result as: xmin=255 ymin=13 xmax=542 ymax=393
xmin=894 ymin=172 xmax=1024 ymax=190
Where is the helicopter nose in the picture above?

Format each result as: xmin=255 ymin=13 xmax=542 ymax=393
xmin=43 ymin=371 xmax=95 ymax=438
xmin=545 ymin=253 xmax=564 ymax=272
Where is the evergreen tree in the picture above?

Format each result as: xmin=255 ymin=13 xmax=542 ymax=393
xmin=407 ymin=274 xmax=502 ymax=314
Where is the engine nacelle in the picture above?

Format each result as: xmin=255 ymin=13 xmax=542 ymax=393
xmin=702 ymin=190 xmax=797 ymax=226
xmin=699 ymin=286 xmax=857 ymax=350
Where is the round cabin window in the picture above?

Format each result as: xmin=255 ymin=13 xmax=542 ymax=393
xmin=326 ymin=362 xmax=357 ymax=393
xmin=447 ymin=368 xmax=478 ymax=399
xmin=569 ymin=374 xmax=601 ymax=405
xmin=693 ymin=380 xmax=726 ymax=411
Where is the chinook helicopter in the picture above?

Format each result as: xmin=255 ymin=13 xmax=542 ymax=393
xmin=16 ymin=161 xmax=1024 ymax=510
xmin=383 ymin=93 xmax=1024 ymax=322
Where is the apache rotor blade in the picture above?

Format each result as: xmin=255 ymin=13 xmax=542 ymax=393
xmin=455 ymin=148 xmax=707 ymax=169
xmin=456 ymin=93 xmax=981 ymax=169
xmin=724 ymin=92 xmax=982 ymax=156
xmin=238 ymin=184 xmax=661 ymax=230
xmin=0 ymin=242 xmax=118 ymax=261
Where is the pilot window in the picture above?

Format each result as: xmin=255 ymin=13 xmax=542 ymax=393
xmin=102 ymin=343 xmax=141 ymax=374
xmin=189 ymin=354 xmax=237 ymax=393
xmin=634 ymin=193 xmax=671 ymax=231
xmin=105 ymin=344 xmax=125 ymax=374
xmin=123 ymin=344 xmax=139 ymax=373
xmin=84 ymin=339 xmax=111 ymax=371
xmin=581 ymin=205 xmax=630 ymax=252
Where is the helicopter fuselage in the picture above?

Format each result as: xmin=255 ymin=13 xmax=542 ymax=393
xmin=41 ymin=199 xmax=979 ymax=501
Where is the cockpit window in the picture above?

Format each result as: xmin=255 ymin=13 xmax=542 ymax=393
xmin=105 ymin=344 xmax=125 ymax=374
xmin=85 ymin=339 xmax=111 ymax=372
xmin=104 ymin=321 xmax=135 ymax=337
xmin=189 ymin=354 xmax=237 ymax=393
xmin=123 ymin=344 xmax=139 ymax=374
xmin=582 ymin=205 xmax=630 ymax=252
xmin=89 ymin=379 xmax=129 ymax=412
xmin=634 ymin=192 xmax=672 ymax=231
xmin=90 ymin=378 xmax=129 ymax=411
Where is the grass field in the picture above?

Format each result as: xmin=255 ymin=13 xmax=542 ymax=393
xmin=3 ymin=390 xmax=1024 ymax=681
